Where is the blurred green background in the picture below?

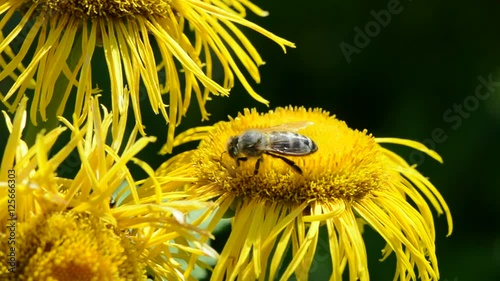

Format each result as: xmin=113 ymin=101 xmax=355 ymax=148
xmin=1 ymin=0 xmax=499 ymax=280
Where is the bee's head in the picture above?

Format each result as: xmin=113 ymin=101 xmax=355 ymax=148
xmin=227 ymin=136 xmax=239 ymax=159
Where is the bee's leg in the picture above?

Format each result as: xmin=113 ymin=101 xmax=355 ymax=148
xmin=265 ymin=152 xmax=303 ymax=174
xmin=254 ymin=157 xmax=263 ymax=175
xmin=236 ymin=157 xmax=248 ymax=167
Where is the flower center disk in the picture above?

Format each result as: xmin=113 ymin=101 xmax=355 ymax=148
xmin=28 ymin=0 xmax=172 ymax=18
xmin=193 ymin=107 xmax=390 ymax=204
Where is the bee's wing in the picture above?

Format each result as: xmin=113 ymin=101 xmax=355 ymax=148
xmin=259 ymin=121 xmax=314 ymax=132
xmin=263 ymin=132 xmax=316 ymax=156
xmin=264 ymin=137 xmax=313 ymax=155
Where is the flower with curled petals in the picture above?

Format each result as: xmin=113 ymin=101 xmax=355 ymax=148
xmin=0 ymin=96 xmax=215 ymax=280
xmin=0 ymin=0 xmax=294 ymax=151
xmin=155 ymin=106 xmax=453 ymax=281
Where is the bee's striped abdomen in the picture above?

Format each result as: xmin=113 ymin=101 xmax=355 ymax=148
xmin=268 ymin=132 xmax=317 ymax=155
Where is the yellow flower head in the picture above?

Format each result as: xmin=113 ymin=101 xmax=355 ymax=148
xmin=161 ymin=106 xmax=453 ymax=281
xmin=0 ymin=96 xmax=215 ymax=280
xmin=1 ymin=212 xmax=146 ymax=281
xmin=0 ymin=0 xmax=294 ymax=151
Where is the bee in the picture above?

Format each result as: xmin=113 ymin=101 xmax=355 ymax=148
xmin=227 ymin=122 xmax=318 ymax=175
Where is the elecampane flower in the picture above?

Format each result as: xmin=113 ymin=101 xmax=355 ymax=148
xmin=0 ymin=96 xmax=214 ymax=280
xmin=156 ymin=106 xmax=453 ymax=281
xmin=0 ymin=0 xmax=294 ymax=151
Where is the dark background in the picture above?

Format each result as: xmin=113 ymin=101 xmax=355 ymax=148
xmin=193 ymin=1 xmax=500 ymax=279
xmin=178 ymin=1 xmax=500 ymax=280
xmin=1 ymin=0 xmax=499 ymax=280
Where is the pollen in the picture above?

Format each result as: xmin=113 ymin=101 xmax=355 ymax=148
xmin=192 ymin=106 xmax=389 ymax=204
xmin=25 ymin=0 xmax=171 ymax=18
xmin=0 ymin=212 xmax=146 ymax=280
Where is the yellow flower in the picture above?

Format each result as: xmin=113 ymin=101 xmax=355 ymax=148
xmin=0 ymin=96 xmax=215 ymax=280
xmin=159 ymin=106 xmax=453 ymax=281
xmin=1 ymin=212 xmax=146 ymax=281
xmin=0 ymin=0 xmax=294 ymax=151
